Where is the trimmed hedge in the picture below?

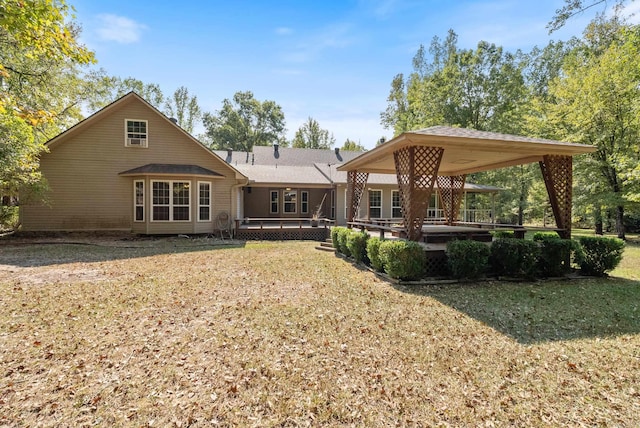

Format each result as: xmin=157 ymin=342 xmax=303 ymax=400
xmin=490 ymin=238 xmax=540 ymax=278
xmin=533 ymin=232 xmax=575 ymax=277
xmin=492 ymin=230 xmax=515 ymax=239
xmin=575 ymin=236 xmax=625 ymax=276
xmin=378 ymin=240 xmax=425 ymax=280
xmin=366 ymin=237 xmax=384 ymax=272
xmin=336 ymin=227 xmax=352 ymax=257
xmin=347 ymin=231 xmax=369 ymax=264
xmin=446 ymin=240 xmax=490 ymax=280
xmin=330 ymin=226 xmax=342 ymax=250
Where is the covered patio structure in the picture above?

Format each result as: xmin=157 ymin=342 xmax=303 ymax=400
xmin=338 ymin=126 xmax=596 ymax=241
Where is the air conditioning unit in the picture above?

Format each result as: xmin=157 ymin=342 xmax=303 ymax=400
xmin=127 ymin=138 xmax=146 ymax=146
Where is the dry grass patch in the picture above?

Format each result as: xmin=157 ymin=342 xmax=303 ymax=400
xmin=0 ymin=238 xmax=639 ymax=426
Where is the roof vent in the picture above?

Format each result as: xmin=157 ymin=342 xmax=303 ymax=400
xmin=169 ymin=117 xmax=178 ymax=124
xmin=335 ymin=147 xmax=340 ymax=155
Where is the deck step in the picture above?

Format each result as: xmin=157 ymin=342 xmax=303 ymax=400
xmin=315 ymin=244 xmax=336 ymax=252
xmin=316 ymin=241 xmax=335 ymax=252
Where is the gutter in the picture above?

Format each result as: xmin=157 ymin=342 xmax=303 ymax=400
xmin=231 ymin=178 xmax=251 ymax=225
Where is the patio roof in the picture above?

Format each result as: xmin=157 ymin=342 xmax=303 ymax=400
xmin=337 ymin=126 xmax=596 ymax=176
xmin=119 ymin=164 xmax=224 ymax=177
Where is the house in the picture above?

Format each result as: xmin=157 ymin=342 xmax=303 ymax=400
xmin=20 ymin=92 xmax=248 ymax=234
xmin=215 ymin=145 xmax=500 ymax=226
xmin=20 ymin=92 xmax=499 ymax=236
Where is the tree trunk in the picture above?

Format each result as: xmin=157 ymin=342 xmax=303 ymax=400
xmin=616 ymin=204 xmax=626 ymax=240
xmin=594 ymin=204 xmax=603 ymax=235
xmin=517 ymin=192 xmax=525 ymax=226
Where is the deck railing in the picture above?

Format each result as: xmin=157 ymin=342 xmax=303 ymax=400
xmin=234 ymin=217 xmax=334 ymax=241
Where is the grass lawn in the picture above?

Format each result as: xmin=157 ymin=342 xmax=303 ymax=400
xmin=1 ymin=235 xmax=639 ymax=426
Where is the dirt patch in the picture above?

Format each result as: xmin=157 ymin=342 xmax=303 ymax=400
xmin=0 ymin=264 xmax=111 ymax=286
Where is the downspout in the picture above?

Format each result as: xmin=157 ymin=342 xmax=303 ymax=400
xmin=231 ymin=178 xmax=251 ymax=231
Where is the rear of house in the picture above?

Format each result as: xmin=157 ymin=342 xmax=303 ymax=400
xmin=20 ymin=93 xmax=247 ymax=234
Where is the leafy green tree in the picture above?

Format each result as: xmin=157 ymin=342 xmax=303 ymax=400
xmin=0 ymin=0 xmax=95 ymax=212
xmin=291 ymin=117 xmax=335 ymax=149
xmin=541 ymin=17 xmax=640 ymax=239
xmin=164 ymin=86 xmax=201 ymax=133
xmin=380 ymin=73 xmax=410 ymax=135
xmin=548 ymin=0 xmax=633 ymax=32
xmin=382 ymin=30 xmax=537 ymax=224
xmin=382 ymin=30 xmax=528 ymax=134
xmin=341 ymin=139 xmax=366 ymax=151
xmin=202 ymin=91 xmax=285 ymax=151
xmin=87 ymin=76 xmax=165 ymax=111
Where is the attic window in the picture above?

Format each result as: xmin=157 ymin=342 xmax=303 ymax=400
xmin=125 ymin=119 xmax=148 ymax=147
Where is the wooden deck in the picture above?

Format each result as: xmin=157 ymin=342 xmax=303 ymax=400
xmin=234 ymin=218 xmax=332 ymax=241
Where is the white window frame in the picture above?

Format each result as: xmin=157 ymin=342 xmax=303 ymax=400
xmin=368 ymin=189 xmax=382 ymax=219
xmin=391 ymin=190 xmax=402 ymax=218
xmin=283 ymin=190 xmax=297 ymax=214
xmin=344 ymin=188 xmax=348 ymax=219
xmin=125 ymin=119 xmax=148 ymax=147
xmin=301 ymin=191 xmax=309 ymax=214
xmin=134 ymin=180 xmax=145 ymax=222
xmin=197 ymin=181 xmax=211 ymax=222
xmin=270 ymin=190 xmax=279 ymax=214
xmin=151 ymin=180 xmax=191 ymax=222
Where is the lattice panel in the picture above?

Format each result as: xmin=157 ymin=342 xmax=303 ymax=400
xmin=346 ymin=171 xmax=369 ymax=223
xmin=425 ymin=250 xmax=449 ymax=277
xmin=236 ymin=228 xmax=328 ymax=241
xmin=437 ymin=175 xmax=466 ymax=225
xmin=540 ymin=155 xmax=572 ymax=239
xmin=394 ymin=146 xmax=444 ymax=241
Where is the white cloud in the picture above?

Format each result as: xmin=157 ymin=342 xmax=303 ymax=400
xmin=272 ymin=68 xmax=304 ymax=76
xmin=614 ymin=1 xmax=640 ymax=24
xmin=281 ymin=23 xmax=357 ymax=63
xmin=96 ymin=14 xmax=147 ymax=44
xmin=275 ymin=27 xmax=294 ymax=36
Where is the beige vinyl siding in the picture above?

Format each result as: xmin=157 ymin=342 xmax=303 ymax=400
xmin=21 ymin=96 xmax=240 ymax=233
xmin=242 ymin=187 xmax=331 ymax=218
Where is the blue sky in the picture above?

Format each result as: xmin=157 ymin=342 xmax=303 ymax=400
xmin=71 ymin=0 xmax=624 ymax=149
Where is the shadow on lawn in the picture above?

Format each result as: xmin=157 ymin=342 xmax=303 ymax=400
xmin=0 ymin=233 xmax=247 ymax=267
xmin=400 ymin=277 xmax=640 ymax=344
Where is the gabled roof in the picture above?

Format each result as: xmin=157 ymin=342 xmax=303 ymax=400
xmin=45 ymin=92 xmax=247 ymax=180
xmin=338 ymin=126 xmax=596 ymax=176
xmin=214 ymin=145 xmax=501 ymax=191
xmin=233 ymin=164 xmax=331 ymax=186
xmin=246 ymin=146 xmax=364 ymax=166
xmin=119 ymin=164 xmax=224 ymax=177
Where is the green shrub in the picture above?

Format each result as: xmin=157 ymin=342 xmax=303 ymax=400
xmin=446 ymin=240 xmax=490 ymax=280
xmin=330 ymin=227 xmax=342 ymax=250
xmin=492 ymin=230 xmax=515 ymax=239
xmin=0 ymin=206 xmax=19 ymax=231
xmin=575 ymin=236 xmax=625 ymax=276
xmin=490 ymin=238 xmax=540 ymax=278
xmin=366 ymin=237 xmax=384 ymax=272
xmin=336 ymin=228 xmax=352 ymax=257
xmin=533 ymin=232 xmax=574 ymax=277
xmin=379 ymin=240 xmax=425 ymax=280
xmin=532 ymin=232 xmax=560 ymax=241
xmin=347 ymin=231 xmax=369 ymax=264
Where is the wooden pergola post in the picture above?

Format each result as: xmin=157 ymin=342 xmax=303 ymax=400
xmin=394 ymin=146 xmax=443 ymax=241
xmin=539 ymin=155 xmax=573 ymax=239
xmin=437 ymin=175 xmax=466 ymax=226
xmin=346 ymin=170 xmax=369 ymax=226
